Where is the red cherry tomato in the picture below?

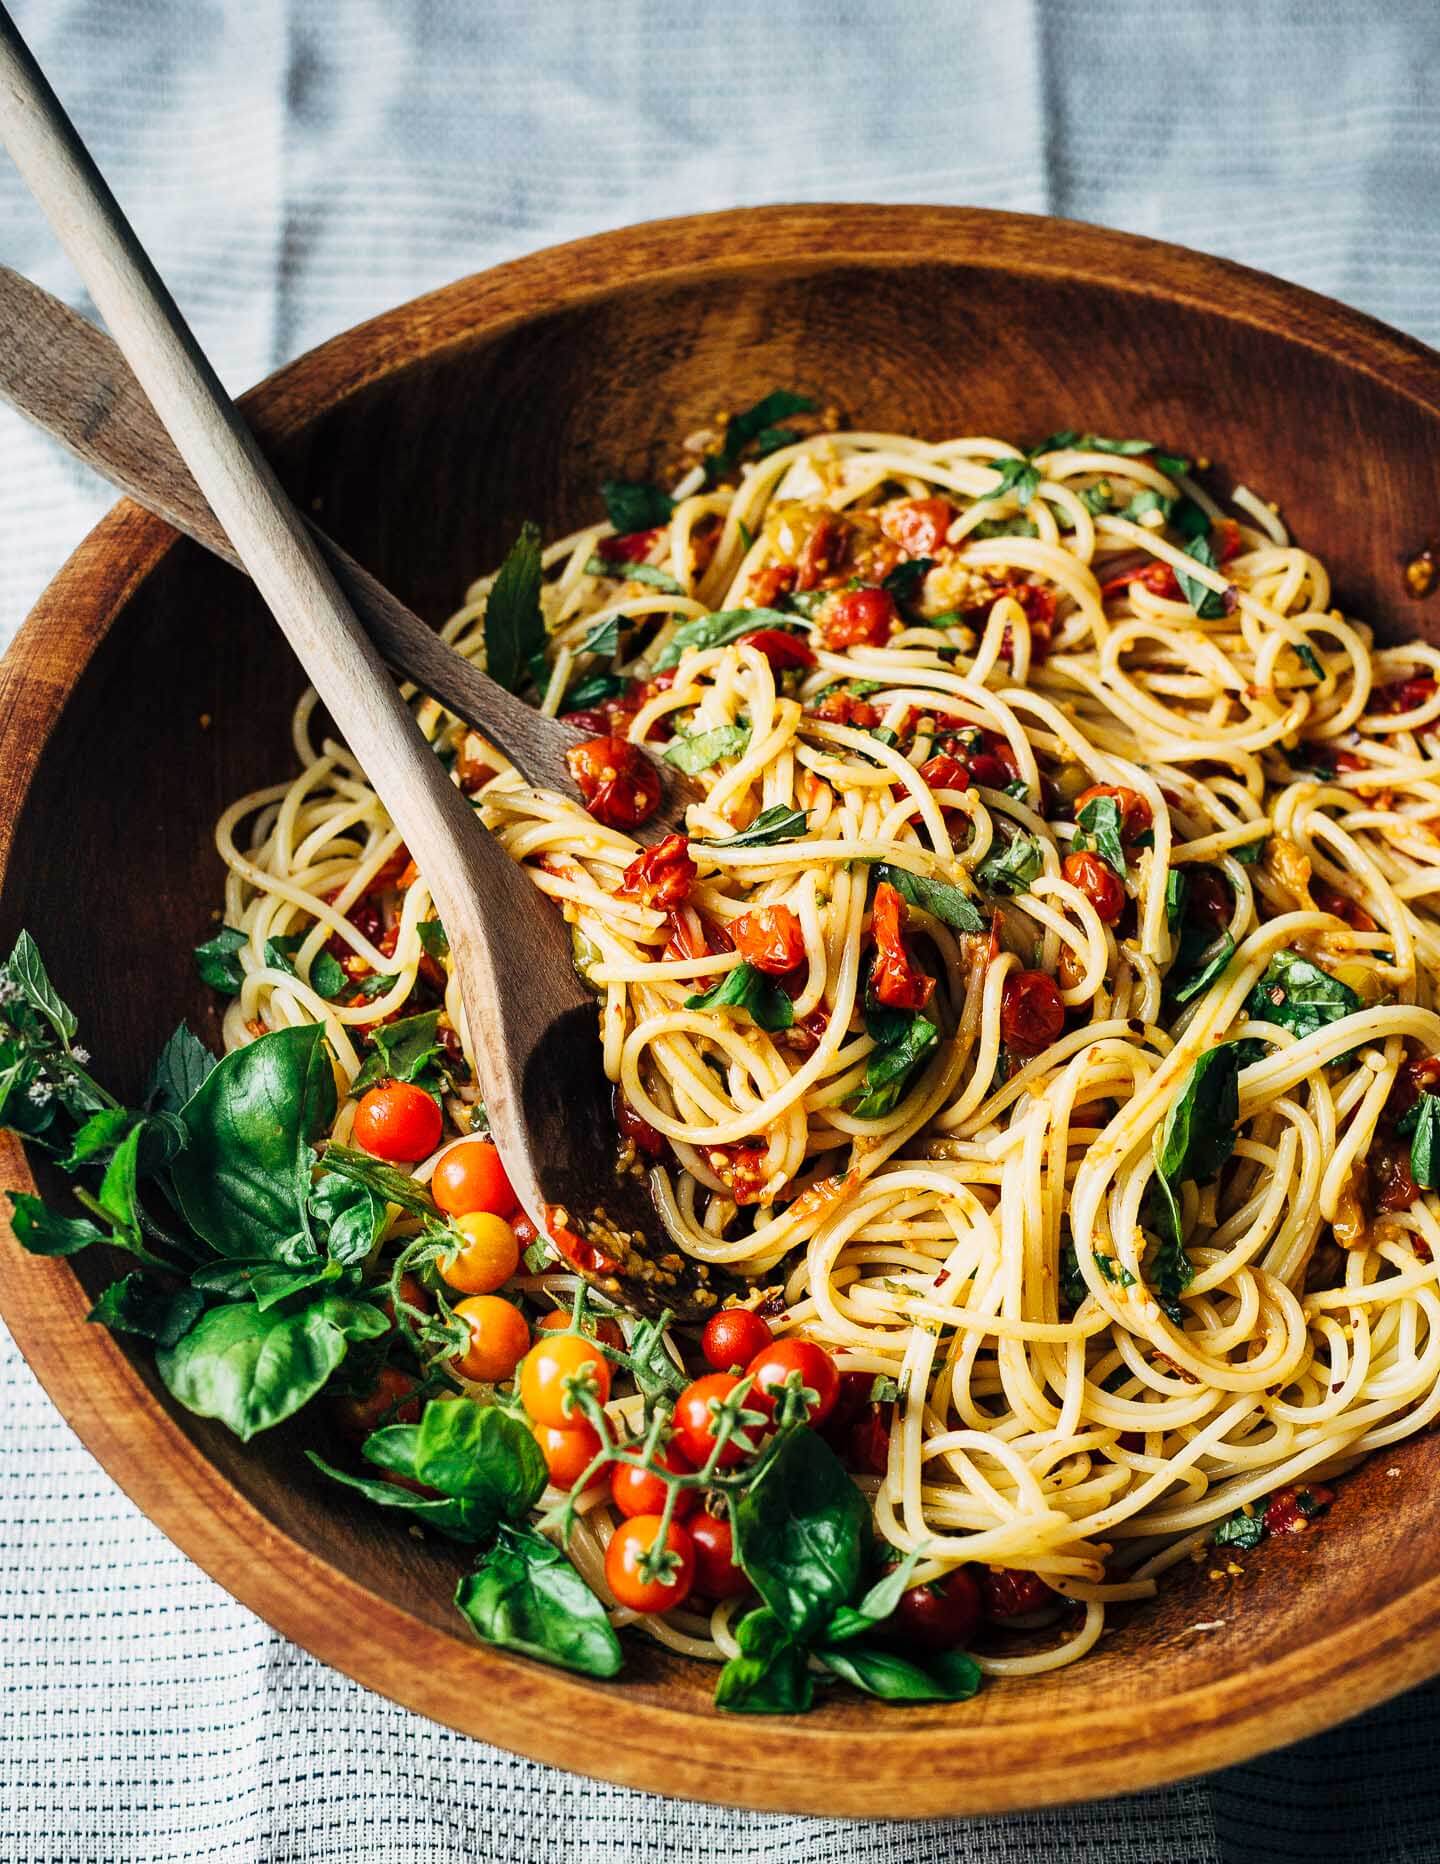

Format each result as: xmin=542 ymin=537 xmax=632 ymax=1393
xmin=565 ymin=734 xmax=662 ymax=829
xmin=918 ymin=752 xmax=970 ymax=791
xmin=605 ymin=1513 xmax=696 ymax=1614
xmin=880 ymin=496 xmax=954 ymax=557
xmin=534 ymin=1419 xmax=603 ymax=1489
xmin=1262 ymin=1483 xmax=1335 ymax=1535
xmin=1101 ymin=560 xmax=1182 ymax=601
xmin=595 ymin=527 xmax=664 ymax=563
xmin=518 ymin=1332 xmax=612 ymax=1428
xmin=701 ymin=1307 xmax=773 ymax=1372
xmin=431 ymin=1138 xmax=517 ymax=1218
xmin=730 ymin=904 xmax=806 ymax=975
xmin=610 ymin=1443 xmax=698 ymax=1519
xmin=795 ymin=513 xmax=850 ymax=590
xmin=1074 ymin=783 xmax=1153 ymax=841
xmin=965 ymin=751 xmax=1011 ymax=789
xmin=1186 ymin=867 xmax=1233 ymax=929
xmin=1001 ymin=969 xmax=1065 ymax=1055
xmin=1312 ymin=877 xmax=1378 ymax=933
xmin=1375 ymin=674 xmax=1439 ymax=716
xmin=809 ymin=688 xmax=881 ymax=728
xmin=820 ymin=586 xmax=897 ymax=649
xmin=689 ymin=1508 xmax=748 ymax=1599
xmin=352 ymin=1081 xmax=442 ymax=1162
xmin=328 ymin=1366 xmax=421 ymax=1441
xmin=744 ymin=1337 xmax=839 ymax=1426
xmin=673 ymin=1372 xmax=759 ymax=1469
xmin=612 ymin=1082 xmax=667 ymax=1160
xmin=894 ymin=1567 xmax=982 ymax=1648
xmin=870 ymin=880 xmax=934 ymax=1011
xmin=978 ymin=1567 xmax=1055 ymax=1619
xmin=847 ymin=1402 xmax=891 ymax=1476
xmin=740 ymin=627 xmax=816 ymax=670
xmin=1062 ymin=850 xmax=1125 ymax=925
xmin=618 ymin=833 xmax=696 ymax=909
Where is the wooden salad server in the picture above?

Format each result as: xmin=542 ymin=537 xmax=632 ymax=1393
xmin=0 ymin=10 xmax=717 ymax=1319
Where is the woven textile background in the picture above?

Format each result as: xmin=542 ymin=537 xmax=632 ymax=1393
xmin=4 ymin=2 xmax=1440 ymax=1859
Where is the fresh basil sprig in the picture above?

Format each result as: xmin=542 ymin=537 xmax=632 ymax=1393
xmin=873 ymin=863 xmax=986 ymax=934
xmin=584 ymin=556 xmax=685 ymax=597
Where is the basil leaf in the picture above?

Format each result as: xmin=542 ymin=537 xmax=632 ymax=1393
xmin=654 ymin=607 xmax=802 ymax=671
xmin=584 ymin=555 xmax=684 ymax=597
xmin=731 ymin=1426 xmax=866 ymax=1640
xmin=1411 ymin=1095 xmax=1440 ymax=1191
xmin=309 ymin=950 xmax=348 ymax=1000
xmin=1165 ymin=869 xmax=1188 ymax=930
xmin=59 ymin=1104 xmax=133 ymax=1171
xmin=882 ymin=558 xmax=934 ymax=605
xmin=1156 ymin=1045 xmax=1243 ymax=1187
xmin=1082 ymin=434 xmax=1191 ymax=477
xmin=1213 ymin=1508 xmax=1266 ymax=1550
xmin=1296 ymin=642 xmax=1324 ymax=679
xmin=1246 ymin=951 xmax=1362 ymax=1041
xmin=305 ymin=1451 xmax=498 ymax=1542
xmin=697 ymin=806 xmax=809 ymax=849
xmin=974 ymin=831 xmax=1044 ymax=896
xmin=145 ymin=1022 xmax=217 ymax=1113
xmin=1233 ymin=835 xmax=1266 ymax=866
xmin=308 ymin=1170 xmax=386 ymax=1265
xmin=873 ymin=863 xmax=986 ymax=934
xmin=601 ymin=479 xmax=674 ymax=533
xmin=8 ymin=1192 xmax=107 ymax=1256
xmin=578 ymin=615 xmax=623 ymax=659
xmin=3 ymin=930 xmax=78 ymax=1041
xmin=968 ymin=515 xmax=1039 ymax=540
xmin=1175 ymin=533 xmax=1228 ymax=620
xmin=823 ymin=1547 xmax=925 ymax=1644
xmin=262 ymin=933 xmax=304 ymax=978
xmin=1119 ymin=488 xmax=1171 ymax=523
xmin=352 ymin=1011 xmax=443 ymax=1096
xmin=155 ymin=1294 xmax=388 ymax=1440
xmin=456 ymin=1523 xmax=623 ymax=1678
xmin=410 ymin=1396 xmax=547 ymax=1520
xmin=1059 ymin=1242 xmax=1087 ymax=1308
xmin=97 ymin=1123 xmax=146 ymax=1247
xmin=849 ymin=1012 xmax=938 ymax=1119
xmin=189 ymin=1257 xmax=344 ymax=1309
xmin=87 ymin=1273 xmax=204 ymax=1347
xmin=485 ymin=521 xmax=546 ymax=693
xmin=416 ymin=920 xmax=450 ymax=960
xmin=1072 ymin=794 xmax=1127 ymax=879
xmin=318 ymin=1144 xmax=440 ymax=1220
xmin=1080 ymin=482 xmax=1115 ymax=516
xmin=685 ymin=962 xmax=794 ymax=1033
xmin=194 ymin=926 xmax=248 ymax=994
xmin=818 ymin=1642 xmax=982 ymax=1703
xmin=704 ymin=390 xmax=818 ymax=485
xmin=713 ymin=1605 xmax=814 ymax=1714
xmin=1168 ymin=930 xmax=1236 ymax=1005
xmin=1028 ymin=429 xmax=1079 ymax=456
xmin=1096 ymin=1254 xmax=1137 ymax=1288
xmin=1170 ymin=496 xmax=1211 ymax=541
xmin=1146 ymin=1171 xmax=1189 ymax=1314
xmin=170 ymin=1023 xmax=337 ymax=1260
xmin=562 ymin=673 xmax=629 ymax=711
xmin=978 ymin=457 xmax=1040 ymax=508
xmin=663 ymin=723 xmax=751 ymax=774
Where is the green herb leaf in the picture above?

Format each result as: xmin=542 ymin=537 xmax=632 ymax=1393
xmin=663 ymin=723 xmax=752 ymax=774
xmin=968 ymin=516 xmax=1039 ymax=540
xmin=979 ymin=457 xmax=1041 ymax=509
xmin=601 ymin=479 xmax=674 ymax=533
xmin=3 ymin=930 xmax=79 ymax=1041
xmin=1119 ymin=488 xmax=1171 ymax=523
xmin=352 ymin=1011 xmax=444 ymax=1096
xmin=307 ymin=949 xmax=347 ymax=1000
xmin=87 ymin=1273 xmax=204 ymax=1347
xmin=1246 ymin=951 xmax=1362 ymax=1041
xmin=817 ymin=1642 xmax=982 ymax=1704
xmin=189 ymin=1257 xmax=344 ymax=1308
xmin=193 ymin=926 xmax=248 ymax=994
xmin=319 ymin=1144 xmax=440 ymax=1220
xmin=1213 ymin=1508 xmax=1266 ymax=1550
xmin=416 ymin=919 xmax=450 ymax=960
xmin=704 ymin=390 xmax=818 ymax=485
xmin=584 ymin=555 xmax=686 ymax=596
xmin=873 ymin=863 xmax=986 ymax=934
xmin=1233 ymin=834 xmax=1266 ymax=866
xmin=1080 ymin=482 xmax=1116 ymax=516
xmin=731 ymin=1426 xmax=867 ymax=1640
xmin=1028 ymin=429 xmax=1079 ymax=456
xmin=1411 ymin=1094 xmax=1440 ymax=1191
xmin=1175 ymin=533 xmax=1228 ymax=620
xmin=485 ymin=522 xmax=547 ymax=693
xmin=7 ymin=1192 xmax=108 ymax=1256
xmin=654 ymin=607 xmax=802 ymax=671
xmin=882 ymin=558 xmax=934 ymax=605
xmin=697 ymin=806 xmax=809 ymax=849
xmin=1059 ymin=1241 xmax=1087 ymax=1308
xmin=849 ymin=1011 xmax=939 ymax=1119
xmin=975 ymin=831 xmax=1044 ymax=896
xmin=823 ymin=1548 xmax=924 ymax=1644
xmin=1156 ymin=1045 xmax=1243 ymax=1187
xmin=562 ymin=673 xmax=630 ymax=711
xmin=1296 ymin=642 xmax=1324 ymax=679
xmin=308 ymin=1169 xmax=386 ymax=1265
xmin=456 ymin=1523 xmax=624 ymax=1677
xmin=1095 ymin=1254 xmax=1137 ymax=1288
xmin=305 ymin=1450 xmax=499 ymax=1541
xmin=685 ymin=962 xmax=794 ymax=1033
xmin=145 ymin=1023 xmax=218 ymax=1113
xmin=1168 ymin=930 xmax=1236 ymax=1005
xmin=578 ymin=615 xmax=623 ymax=659
xmin=1165 ymin=870 xmax=1188 ymax=930
xmin=97 ymin=1122 xmax=146 ymax=1247
xmin=1072 ymin=794 xmax=1127 ymax=878
xmin=1146 ymin=1170 xmax=1189 ymax=1314
xmin=59 ymin=1104 xmax=133 ymax=1171
xmin=713 ymin=1604 xmax=814 ymax=1714
xmin=406 ymin=1396 xmax=547 ymax=1522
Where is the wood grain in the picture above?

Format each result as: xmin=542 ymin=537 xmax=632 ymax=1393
xmin=4 ymin=205 xmax=1440 ymax=1816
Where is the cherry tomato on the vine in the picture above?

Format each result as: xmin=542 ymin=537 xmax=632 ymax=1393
xmin=744 ymin=1337 xmax=840 ymax=1425
xmin=604 ymin=1514 xmax=696 ymax=1614
xmin=672 ymin=1372 xmax=757 ymax=1469
xmin=519 ymin=1331 xmax=612 ymax=1428
xmin=536 ymin=1308 xmax=625 ymax=1351
xmin=441 ymin=1210 xmax=520 ymax=1295
xmin=431 ymin=1138 xmax=517 ymax=1218
xmin=352 ymin=1081 xmax=442 ymax=1162
xmin=701 ymin=1306 xmax=773 ymax=1372
xmin=534 ymin=1419 xmax=604 ymax=1489
xmin=977 ymin=1567 xmax=1056 ymax=1619
xmin=610 ymin=1442 xmax=698 ymax=1519
xmin=893 ymin=1568 xmax=983 ymax=1649
xmin=452 ymin=1295 xmax=530 ymax=1384
xmin=689 ymin=1508 xmax=748 ymax=1599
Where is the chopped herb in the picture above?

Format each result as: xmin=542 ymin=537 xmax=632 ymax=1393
xmin=698 ymin=806 xmax=809 ymax=849
xmin=685 ymin=962 xmax=794 ymax=1032
xmin=1165 ymin=869 xmax=1188 ymax=930
xmin=978 ymin=457 xmax=1041 ymax=509
xmin=1146 ymin=1044 xmax=1245 ymax=1313
xmin=704 ymin=390 xmax=818 ymax=486
xmin=1296 ymin=641 xmax=1324 ymax=679
xmin=975 ymin=831 xmax=1044 ymax=896
xmin=1027 ymin=429 xmax=1079 ymax=456
xmin=654 ymin=607 xmax=802 ymax=671
xmin=1072 ymin=794 xmax=1127 ymax=878
xmin=873 ymin=863 xmax=986 ymax=934
xmin=1119 ymin=488 xmax=1171 ymax=523
xmin=193 ymin=927 xmax=248 ymax=995
xmin=663 ymin=723 xmax=751 ymax=774
xmin=1213 ymin=1508 xmax=1265 ymax=1551
xmin=882 ymin=558 xmax=934 ymax=606
xmin=1410 ymin=1094 xmax=1440 ymax=1190
xmin=584 ymin=556 xmax=685 ymax=597
xmin=601 ymin=479 xmax=674 ymax=533
xmin=1175 ymin=533 xmax=1228 ymax=620
xmin=484 ymin=522 xmax=546 ymax=693
xmin=1245 ymin=951 xmax=1362 ymax=1041
xmin=1080 ymin=481 xmax=1115 ymax=516
xmin=309 ymin=950 xmax=348 ymax=1000
xmin=870 ymin=1375 xmax=901 ymax=1404
xmin=417 ymin=920 xmax=449 ymax=960
xmin=969 ymin=515 xmax=1039 ymax=540
xmin=849 ymin=1011 xmax=939 ymax=1119
xmin=1095 ymin=1255 xmax=1137 ymax=1289
xmin=563 ymin=673 xmax=630 ymax=711
xmin=352 ymin=1010 xmax=445 ymax=1096
xmin=1059 ymin=1243 xmax=1087 ymax=1308
xmin=1232 ymin=834 xmax=1265 ymax=865
xmin=579 ymin=615 xmax=623 ymax=658
xmin=1168 ymin=930 xmax=1236 ymax=1005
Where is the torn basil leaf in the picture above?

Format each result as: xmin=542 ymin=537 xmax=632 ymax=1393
xmin=600 ymin=478 xmax=674 ymax=534
xmin=484 ymin=521 xmax=547 ymax=693
xmin=974 ymin=831 xmax=1044 ymax=896
xmin=584 ymin=556 xmax=685 ymax=597
xmin=1071 ymin=794 xmax=1127 ymax=878
xmin=1168 ymin=930 xmax=1236 ymax=1006
xmin=872 ymin=863 xmax=986 ymax=934
xmin=654 ymin=607 xmax=801 ymax=671
xmin=1175 ymin=533 xmax=1228 ymax=620
xmin=1245 ymin=951 xmax=1362 ymax=1041
xmin=193 ymin=926 xmax=248 ymax=994
xmin=697 ymin=806 xmax=809 ymax=849
xmin=979 ymin=457 xmax=1041 ymax=509
xmin=685 ymin=962 xmax=794 ymax=1032
xmin=663 ymin=723 xmax=751 ymax=774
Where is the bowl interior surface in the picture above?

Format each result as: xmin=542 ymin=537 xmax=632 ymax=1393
xmin=4 ymin=206 xmax=1440 ymax=1815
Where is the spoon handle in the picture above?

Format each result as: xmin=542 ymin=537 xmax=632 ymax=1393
xmin=0 ymin=5 xmax=585 ymax=1224
xmin=0 ymin=263 xmax=697 ymax=838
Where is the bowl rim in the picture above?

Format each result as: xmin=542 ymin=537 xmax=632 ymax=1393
xmin=5 ymin=202 xmax=1440 ymax=1816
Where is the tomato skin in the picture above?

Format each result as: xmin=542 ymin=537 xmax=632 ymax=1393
xmin=1312 ymin=877 xmax=1378 ymax=933
xmin=731 ymin=904 xmax=806 ymax=974
xmin=618 ymin=833 xmax=696 ymax=910
xmin=1101 ymin=560 xmax=1182 ymax=601
xmin=809 ymin=687 xmax=881 ymax=728
xmin=535 ymin=1308 xmax=626 ymax=1351
xmin=880 ymin=496 xmax=954 ymax=558
xmin=748 ymin=563 xmax=798 ymax=608
xmin=919 ymin=752 xmax=970 ymax=791
xmin=612 ymin=1083 xmax=667 ymax=1160
xmin=596 ymin=526 xmax=664 ymax=563
xmin=329 ymin=1366 xmax=421 ymax=1441
xmin=1375 ymin=674 xmax=1438 ymax=716
xmin=1075 ymin=783 xmax=1153 ymax=840
xmin=894 ymin=1568 xmax=982 ymax=1649
xmin=610 ymin=1443 xmax=699 ymax=1519
xmin=564 ymin=735 xmax=662 ymax=830
xmin=870 ymin=880 xmax=934 ymax=1011
xmin=1373 ymin=1136 xmax=1420 ymax=1213
xmin=702 ymin=1140 xmax=770 ymax=1206
xmin=795 ymin=512 xmax=850 ymax=590
xmin=673 ymin=1372 xmax=757 ymax=1469
xmin=978 ymin=1567 xmax=1055 ymax=1619
xmin=605 ymin=1514 xmax=696 ymax=1614
xmin=452 ymin=1295 xmax=530 ymax=1383
xmin=689 ymin=1508 xmax=748 ymax=1599
xmin=519 ymin=1332 xmax=612 ymax=1428
xmin=847 ymin=1402 xmax=891 ymax=1476
xmin=442 ymin=1210 xmax=520 ymax=1295
xmin=702 ymin=1307 xmax=774 ymax=1372
xmin=1186 ymin=867 xmax=1233 ymax=929
xmin=352 ymin=1082 xmax=443 ymax=1163
xmin=1001 ymin=969 xmax=1066 ymax=1054
xmin=1062 ymin=849 xmax=1125 ymax=925
xmin=740 ymin=627 xmax=816 ymax=670
xmin=821 ymin=586 xmax=897 ymax=649
xmin=431 ymin=1139 xmax=517 ymax=1218
xmin=534 ymin=1419 xmax=603 ymax=1489
xmin=1263 ymin=1483 xmax=1334 ymax=1535
xmin=744 ymin=1337 xmax=840 ymax=1426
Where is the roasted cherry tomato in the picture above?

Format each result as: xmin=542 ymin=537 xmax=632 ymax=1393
xmin=820 ymin=585 xmax=897 ymax=649
xmin=618 ymin=833 xmax=696 ymax=910
xmin=534 ymin=1419 xmax=603 ymax=1489
xmin=1186 ymin=867 xmax=1233 ymax=929
xmin=795 ymin=512 xmax=849 ymax=589
xmin=847 ymin=1401 xmax=891 ymax=1476
xmin=1001 ymin=969 xmax=1065 ymax=1054
xmin=328 ymin=1366 xmax=421 ymax=1441
xmin=610 ymin=1443 xmax=698 ymax=1520
xmin=1263 ymin=1484 xmax=1335 ymax=1535
xmin=604 ymin=1514 xmax=696 ymax=1614
xmin=595 ymin=526 xmax=664 ymax=563
xmin=1062 ymin=849 xmax=1125 ymax=925
xmin=1375 ymin=674 xmax=1439 ymax=715
xmin=978 ymin=1567 xmax=1055 ymax=1619
xmin=809 ymin=687 xmax=880 ymax=728
xmin=1100 ymin=559 xmax=1182 ymax=601
xmin=518 ymin=1331 xmax=612 ymax=1428
xmin=701 ymin=1306 xmax=773 ymax=1372
xmin=744 ymin=1337 xmax=839 ymax=1426
xmin=740 ymin=627 xmax=816 ymax=670
xmin=352 ymin=1081 xmax=442 ymax=1163
xmin=1312 ymin=877 xmax=1378 ymax=933
xmin=870 ymin=880 xmax=934 ymax=1010
xmin=1373 ymin=1137 xmax=1420 ymax=1212
xmin=452 ymin=1295 xmax=530 ymax=1383
xmin=880 ymin=496 xmax=955 ymax=558
xmin=431 ymin=1138 xmax=517 ymax=1218
xmin=747 ymin=563 xmax=799 ymax=608
xmin=731 ymin=904 xmax=806 ymax=974
xmin=565 ymin=735 xmax=662 ymax=830
xmin=441 ymin=1210 xmax=520 ymax=1295
xmin=894 ymin=1567 xmax=983 ymax=1649
xmin=919 ymin=752 xmax=970 ymax=791
xmin=673 ymin=1372 xmax=758 ymax=1469
xmin=702 ymin=1140 xmax=770 ymax=1206
xmin=689 ymin=1508 xmax=748 ymax=1599
xmin=613 ymin=1083 xmax=667 ymax=1160
xmin=1074 ymin=783 xmax=1153 ymax=840
xmin=536 ymin=1307 xmax=626 ymax=1351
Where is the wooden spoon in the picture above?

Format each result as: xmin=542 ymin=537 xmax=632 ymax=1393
xmin=0 ymin=15 xmax=720 ymax=1319
xmin=0 ymin=264 xmax=700 ymax=843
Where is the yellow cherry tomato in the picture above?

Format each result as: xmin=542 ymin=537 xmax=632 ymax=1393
xmin=441 ymin=1210 xmax=520 ymax=1294
xmin=452 ymin=1295 xmax=530 ymax=1383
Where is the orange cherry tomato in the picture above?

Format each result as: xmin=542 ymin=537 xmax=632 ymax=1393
xmin=744 ymin=1337 xmax=839 ymax=1425
xmin=536 ymin=1308 xmax=625 ymax=1351
xmin=441 ymin=1210 xmax=520 ymax=1295
xmin=519 ymin=1331 xmax=612 ymax=1428
xmin=701 ymin=1307 xmax=773 ymax=1372
xmin=534 ymin=1419 xmax=604 ymax=1489
xmin=352 ymin=1082 xmax=442 ymax=1163
xmin=672 ymin=1372 xmax=758 ymax=1469
xmin=451 ymin=1295 xmax=530 ymax=1383
xmin=604 ymin=1513 xmax=696 ymax=1614
xmin=617 ymin=833 xmax=696 ymax=909
xmin=730 ymin=904 xmax=806 ymax=975
xmin=610 ymin=1443 xmax=698 ymax=1519
xmin=689 ymin=1508 xmax=748 ymax=1599
xmin=431 ymin=1138 xmax=518 ymax=1218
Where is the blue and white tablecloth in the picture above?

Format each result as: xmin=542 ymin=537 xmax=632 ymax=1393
xmin=5 ymin=3 xmax=1440 ymax=1858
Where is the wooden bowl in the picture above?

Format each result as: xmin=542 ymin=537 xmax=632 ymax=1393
xmin=5 ymin=205 xmax=1440 ymax=1817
